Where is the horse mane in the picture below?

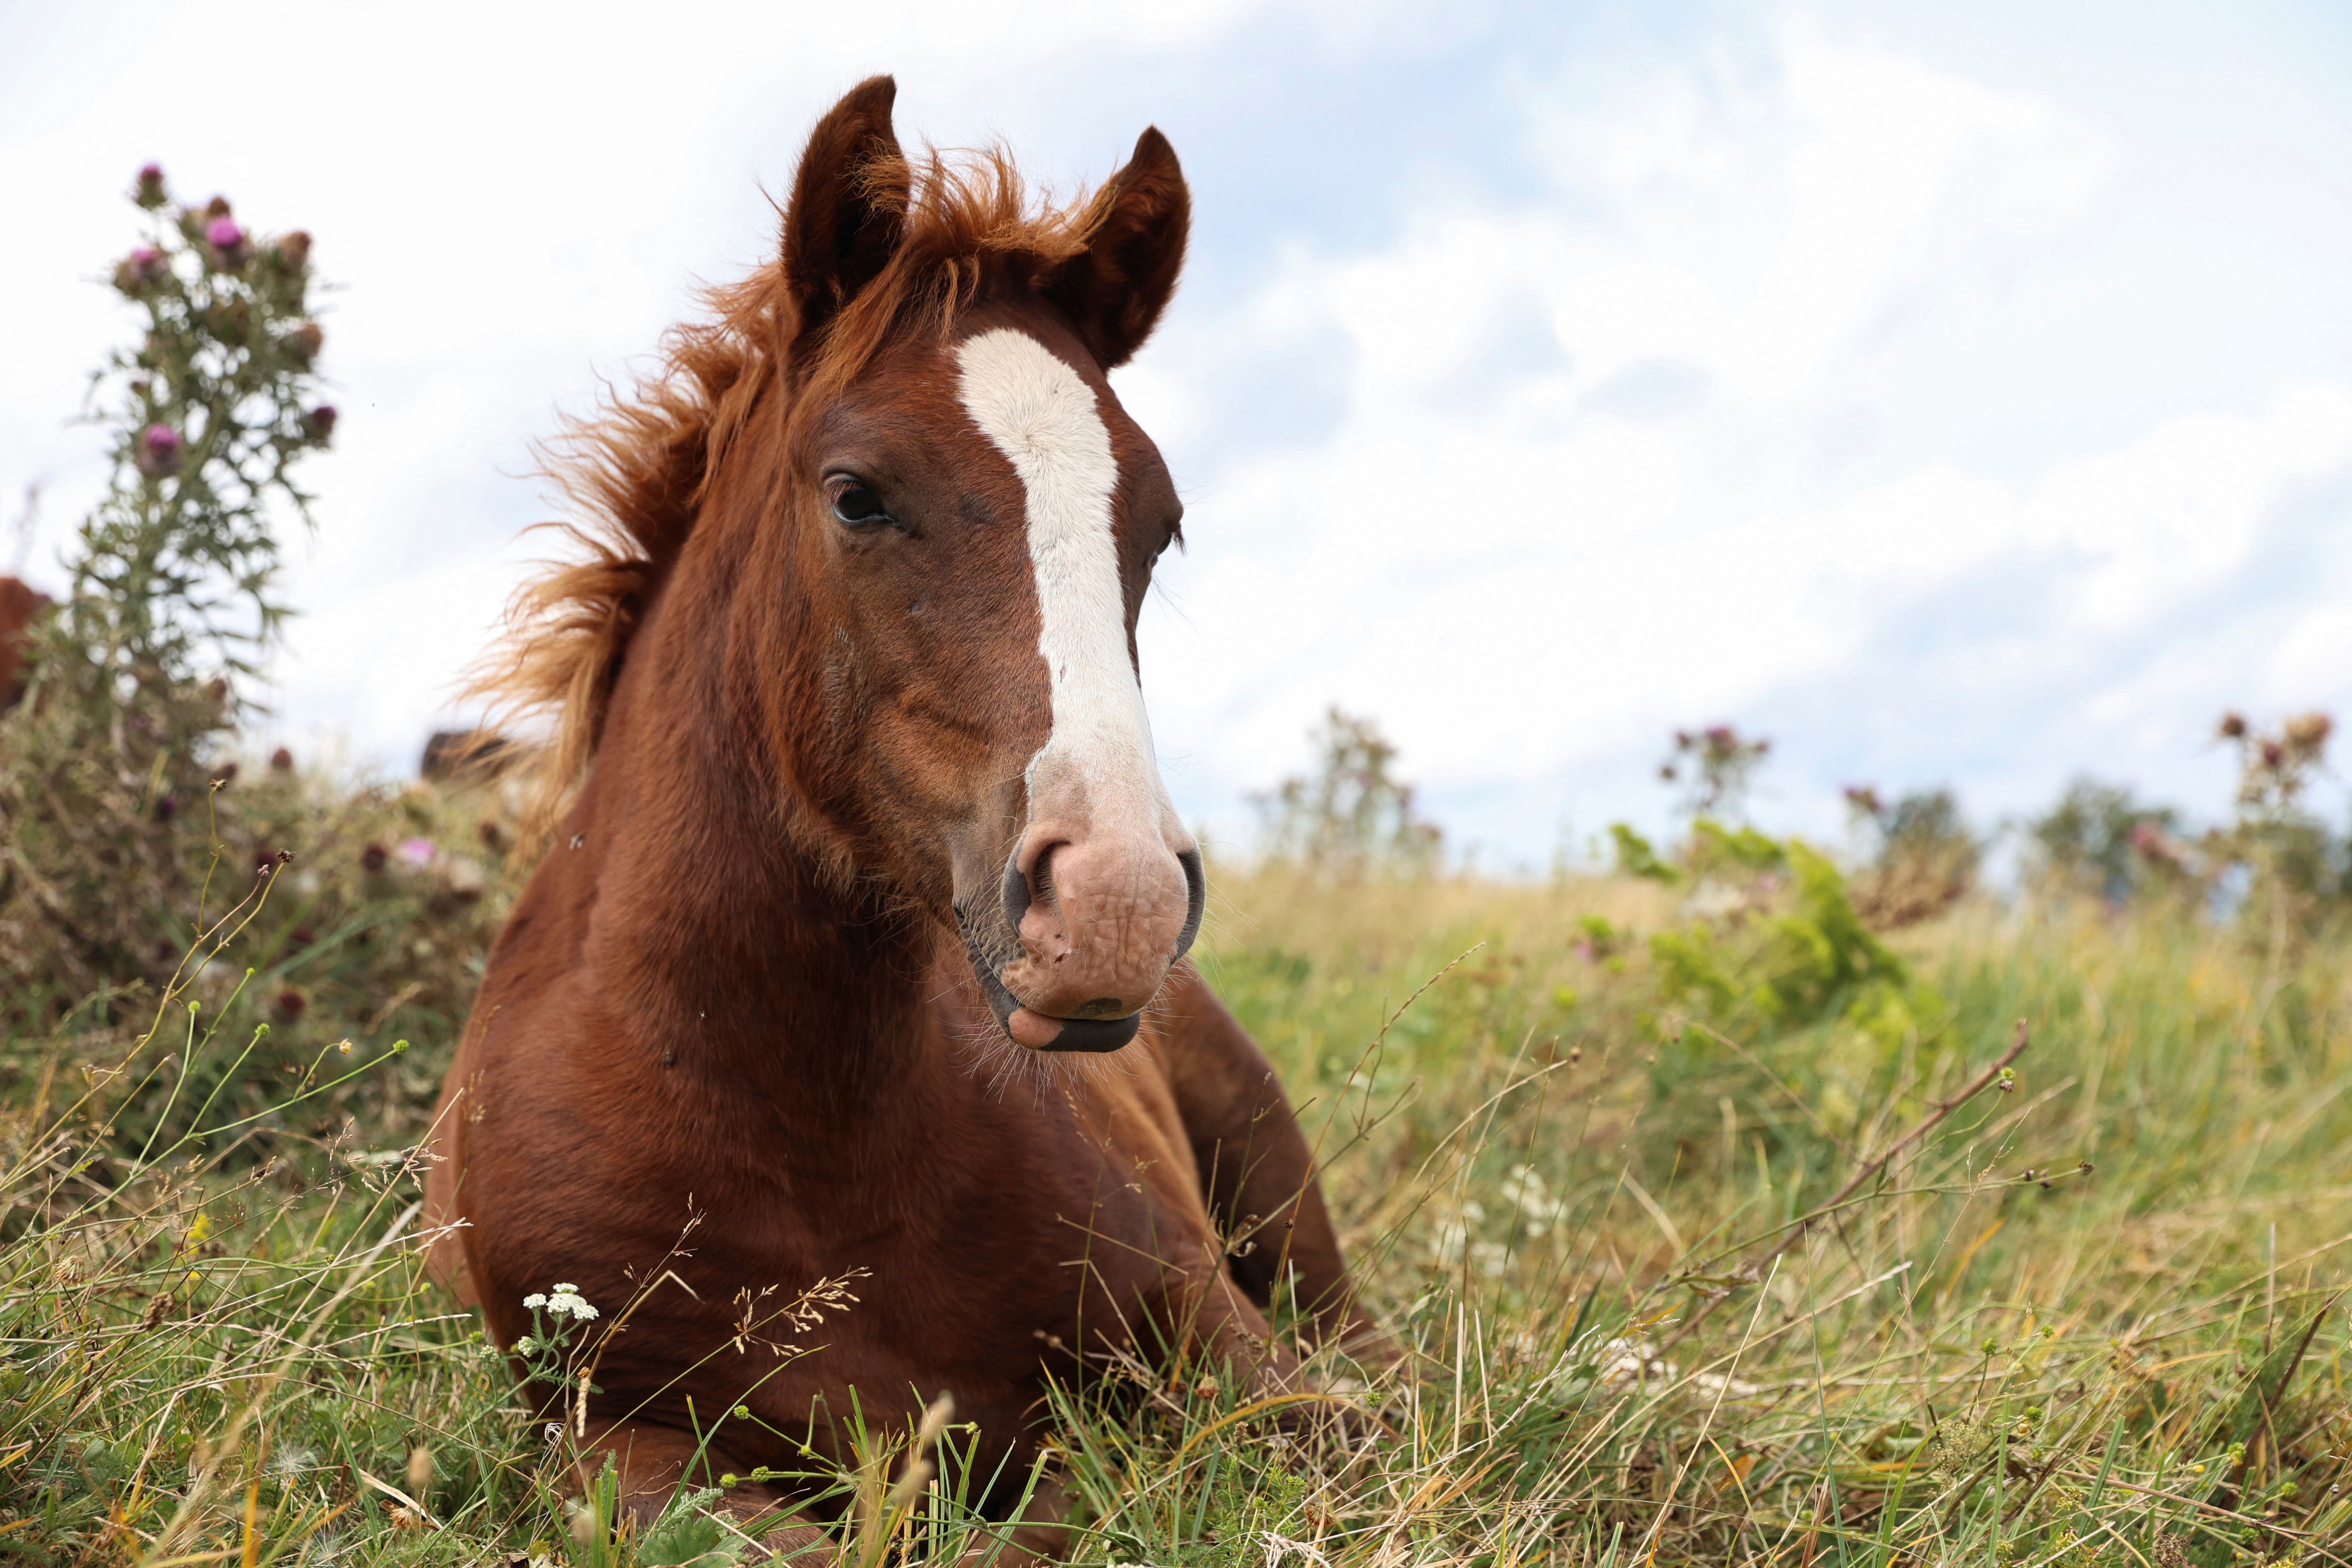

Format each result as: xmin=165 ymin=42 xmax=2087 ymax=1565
xmin=470 ymin=143 xmax=1115 ymax=841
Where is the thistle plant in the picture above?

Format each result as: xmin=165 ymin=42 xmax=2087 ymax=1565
xmin=1659 ymin=722 xmax=1770 ymax=820
xmin=50 ymin=162 xmax=334 ymax=712
xmin=1250 ymin=708 xmax=1443 ymax=878
xmin=2210 ymin=708 xmax=2340 ymax=970
xmin=0 ymin=167 xmax=335 ymax=1018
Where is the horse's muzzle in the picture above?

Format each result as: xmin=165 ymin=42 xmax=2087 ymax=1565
xmin=960 ymin=846 xmax=1204 ymax=1052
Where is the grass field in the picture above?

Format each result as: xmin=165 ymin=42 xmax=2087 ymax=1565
xmin=2 ymin=849 xmax=2348 ymax=1567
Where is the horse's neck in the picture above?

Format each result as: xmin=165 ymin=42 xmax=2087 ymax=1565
xmin=576 ymin=589 xmax=940 ymax=1086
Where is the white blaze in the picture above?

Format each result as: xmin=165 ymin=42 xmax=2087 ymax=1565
xmin=954 ymin=327 xmax=1169 ymax=833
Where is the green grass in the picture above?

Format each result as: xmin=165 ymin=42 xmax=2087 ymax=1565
xmin=2 ymin=858 xmax=2347 ymax=1567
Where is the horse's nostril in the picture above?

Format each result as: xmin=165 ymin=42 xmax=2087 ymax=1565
xmin=1000 ymin=849 xmax=1030 ymax=936
xmin=1173 ymin=847 xmax=1206 ymax=959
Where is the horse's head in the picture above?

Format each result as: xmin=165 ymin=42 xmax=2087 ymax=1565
xmin=760 ymin=78 xmax=1199 ymax=1053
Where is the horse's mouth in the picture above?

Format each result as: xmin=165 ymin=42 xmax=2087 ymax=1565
xmin=960 ymin=926 xmax=1140 ymax=1053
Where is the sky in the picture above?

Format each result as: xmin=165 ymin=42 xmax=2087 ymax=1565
xmin=7 ymin=0 xmax=2352 ymax=866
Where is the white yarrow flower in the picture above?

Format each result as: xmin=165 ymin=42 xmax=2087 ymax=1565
xmin=523 ymin=1292 xmax=548 ymax=1309
xmin=540 ymin=1283 xmax=598 ymax=1321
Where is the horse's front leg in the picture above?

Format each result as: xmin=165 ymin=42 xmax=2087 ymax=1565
xmin=1151 ymin=964 xmax=1395 ymax=1364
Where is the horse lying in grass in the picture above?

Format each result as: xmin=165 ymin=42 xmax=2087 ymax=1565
xmin=424 ymin=76 xmax=1386 ymax=1559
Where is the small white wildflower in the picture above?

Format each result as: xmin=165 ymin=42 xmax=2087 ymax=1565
xmin=512 ymin=1335 xmax=538 ymax=1355
xmin=523 ymin=1292 xmax=548 ymax=1310
xmin=545 ymin=1284 xmax=598 ymax=1321
xmin=1598 ymin=1337 xmax=1675 ymax=1385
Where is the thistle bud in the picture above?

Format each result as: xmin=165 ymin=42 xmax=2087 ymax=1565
xmin=360 ymin=842 xmax=389 ymax=874
xmin=2284 ymin=711 xmax=2332 ymax=753
xmin=135 ymin=423 xmax=183 ymax=478
xmin=203 ymin=216 xmax=246 ymax=269
xmin=113 ymin=246 xmax=169 ymax=294
xmin=205 ymin=299 xmax=254 ymax=346
xmin=2260 ymin=739 xmax=2285 ymax=771
xmin=283 ymin=322 xmax=324 ymax=365
xmin=303 ymin=404 xmax=338 ymax=444
xmin=270 ymin=746 xmax=294 ymax=772
xmin=203 ymin=195 xmax=232 ymax=220
xmin=135 ymin=163 xmax=167 ymax=208
xmin=2217 ymin=711 xmax=2248 ymax=740
xmin=274 ymin=229 xmax=312 ymax=270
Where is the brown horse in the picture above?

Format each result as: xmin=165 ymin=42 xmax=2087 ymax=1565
xmin=0 ymin=577 xmax=51 ymax=711
xmin=424 ymin=77 xmax=1383 ymax=1557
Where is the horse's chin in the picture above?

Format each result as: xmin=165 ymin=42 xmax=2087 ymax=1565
xmin=1006 ymin=1005 xmax=1140 ymax=1052
xmin=957 ymin=918 xmax=1141 ymax=1053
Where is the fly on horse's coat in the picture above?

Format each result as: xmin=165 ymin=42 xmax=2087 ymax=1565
xmin=424 ymin=75 xmax=1387 ymax=1559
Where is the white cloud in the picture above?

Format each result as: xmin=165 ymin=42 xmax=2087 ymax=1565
xmin=1136 ymin=20 xmax=2352 ymax=848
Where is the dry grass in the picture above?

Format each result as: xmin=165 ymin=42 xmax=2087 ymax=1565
xmin=0 ymin=856 xmax=2346 ymax=1567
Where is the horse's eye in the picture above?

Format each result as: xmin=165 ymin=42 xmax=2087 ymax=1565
xmin=831 ymin=481 xmax=892 ymax=528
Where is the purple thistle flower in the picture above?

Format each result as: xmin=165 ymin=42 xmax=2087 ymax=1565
xmin=135 ymin=163 xmax=167 ymax=207
xmin=135 ymin=423 xmax=183 ymax=478
xmin=203 ymin=217 xmax=247 ymax=269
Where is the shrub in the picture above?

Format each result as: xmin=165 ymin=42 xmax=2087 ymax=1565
xmin=1250 ymin=707 xmax=1442 ymax=877
xmin=1844 ymin=785 xmax=1981 ymax=929
xmin=1657 ymin=722 xmax=1770 ymax=820
xmin=2207 ymin=708 xmax=2345 ymax=961
xmin=2025 ymin=777 xmax=2188 ymax=904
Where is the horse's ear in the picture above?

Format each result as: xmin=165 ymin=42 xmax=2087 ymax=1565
xmin=781 ymin=75 xmax=909 ymax=351
xmin=1048 ymin=127 xmax=1190 ymax=369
